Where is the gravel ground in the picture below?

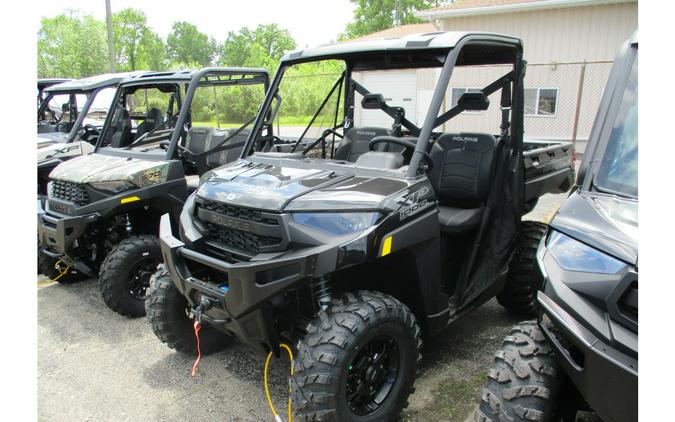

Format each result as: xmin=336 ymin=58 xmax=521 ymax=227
xmin=38 ymin=189 xmax=570 ymax=422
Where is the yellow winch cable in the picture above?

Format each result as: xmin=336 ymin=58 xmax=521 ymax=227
xmin=50 ymin=259 xmax=70 ymax=282
xmin=264 ymin=343 xmax=294 ymax=422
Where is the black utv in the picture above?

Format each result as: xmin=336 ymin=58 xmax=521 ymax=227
xmin=477 ymin=33 xmax=637 ymax=422
xmin=38 ymin=72 xmax=145 ymax=198
xmin=37 ymin=67 xmax=270 ymax=317
xmin=147 ymin=32 xmax=574 ymax=421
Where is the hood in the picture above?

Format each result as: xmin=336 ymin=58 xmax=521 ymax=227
xmin=37 ymin=132 xmax=70 ymax=148
xmin=49 ymin=153 xmax=171 ymax=187
xmin=197 ymin=160 xmax=407 ymax=212
xmin=550 ymin=190 xmax=638 ymax=265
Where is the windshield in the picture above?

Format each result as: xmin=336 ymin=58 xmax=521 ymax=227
xmin=38 ymin=92 xmax=87 ymax=126
xmin=98 ymin=73 xmax=268 ymax=172
xmin=99 ymin=84 xmax=181 ymax=151
xmin=83 ymin=87 xmax=116 ymax=127
xmin=594 ymin=52 xmax=638 ymax=198
xmin=268 ymin=60 xmax=345 ymax=156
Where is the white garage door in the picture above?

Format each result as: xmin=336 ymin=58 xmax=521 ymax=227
xmin=355 ymin=70 xmax=417 ymax=128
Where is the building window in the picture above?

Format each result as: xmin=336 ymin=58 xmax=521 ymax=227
xmin=525 ymin=88 xmax=558 ymax=116
xmin=451 ymin=87 xmax=483 ymax=111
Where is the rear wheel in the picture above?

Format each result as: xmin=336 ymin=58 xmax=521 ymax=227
xmin=145 ymin=267 xmax=232 ymax=355
xmin=99 ymin=235 xmax=162 ymax=317
xmin=498 ymin=221 xmax=548 ymax=316
xmin=292 ymin=290 xmax=421 ymax=422
xmin=476 ymin=321 xmax=562 ymax=421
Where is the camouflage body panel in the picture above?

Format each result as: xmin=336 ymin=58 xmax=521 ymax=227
xmin=49 ymin=153 xmax=171 ymax=188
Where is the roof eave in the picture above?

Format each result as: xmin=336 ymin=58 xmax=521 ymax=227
xmin=415 ymin=0 xmax=635 ymax=20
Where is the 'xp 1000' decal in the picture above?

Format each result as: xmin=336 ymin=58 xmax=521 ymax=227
xmin=396 ymin=186 xmax=433 ymax=220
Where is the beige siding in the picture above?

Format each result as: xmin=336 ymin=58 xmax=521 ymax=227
xmin=438 ymin=2 xmax=637 ymax=63
xmin=433 ymin=2 xmax=636 ymax=143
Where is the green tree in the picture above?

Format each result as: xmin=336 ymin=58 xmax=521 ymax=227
xmin=113 ymin=8 xmax=166 ymax=71
xmin=38 ymin=11 xmax=108 ymax=78
xmin=138 ymin=31 xmax=167 ymax=71
xmin=340 ymin=0 xmax=442 ymax=40
xmin=166 ymin=21 xmax=217 ymax=67
xmin=220 ymin=24 xmax=296 ymax=71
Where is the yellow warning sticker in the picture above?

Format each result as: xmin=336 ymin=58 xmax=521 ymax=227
xmin=381 ymin=236 xmax=392 ymax=256
xmin=120 ymin=196 xmax=141 ymax=204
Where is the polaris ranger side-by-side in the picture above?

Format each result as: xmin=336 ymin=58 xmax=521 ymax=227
xmin=38 ymin=72 xmax=146 ymax=198
xmin=148 ymin=32 xmax=574 ymax=421
xmin=477 ymin=33 xmax=638 ymax=422
xmin=37 ymin=67 xmax=269 ymax=317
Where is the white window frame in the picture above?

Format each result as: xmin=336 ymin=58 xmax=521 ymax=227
xmin=450 ymin=87 xmax=485 ymax=114
xmin=524 ymin=87 xmax=559 ymax=117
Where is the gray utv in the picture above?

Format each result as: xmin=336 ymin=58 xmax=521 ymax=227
xmin=478 ymin=33 xmax=638 ymax=422
xmin=148 ymin=32 xmax=575 ymax=421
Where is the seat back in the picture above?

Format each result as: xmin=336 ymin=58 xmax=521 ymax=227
xmin=185 ymin=126 xmax=211 ymax=156
xmin=109 ymin=109 xmax=132 ymax=148
xmin=186 ymin=127 xmax=249 ymax=171
xmin=135 ymin=107 xmax=163 ymax=139
xmin=333 ymin=127 xmax=390 ymax=162
xmin=205 ymin=129 xmax=250 ymax=168
xmin=428 ymin=133 xmax=498 ymax=206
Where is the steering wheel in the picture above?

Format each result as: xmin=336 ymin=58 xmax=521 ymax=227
xmin=56 ymin=122 xmax=69 ymax=133
xmin=369 ymin=136 xmax=434 ymax=172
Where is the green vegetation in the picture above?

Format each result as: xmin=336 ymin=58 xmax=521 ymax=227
xmin=38 ymin=2 xmax=437 ymax=125
xmin=340 ymin=0 xmax=442 ymax=40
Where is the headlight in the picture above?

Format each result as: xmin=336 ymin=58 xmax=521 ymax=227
xmin=547 ymin=231 xmax=625 ymax=274
xmin=89 ymin=180 xmax=135 ymax=194
xmin=292 ymin=212 xmax=381 ymax=236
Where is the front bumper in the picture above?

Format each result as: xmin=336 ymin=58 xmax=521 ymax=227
xmin=37 ymin=206 xmax=98 ymax=273
xmin=159 ymin=214 xmax=338 ymax=351
xmin=537 ymin=242 xmax=637 ymax=422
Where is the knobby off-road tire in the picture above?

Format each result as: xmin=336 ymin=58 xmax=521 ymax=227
xmin=37 ymin=251 xmax=86 ymax=284
xmin=145 ymin=267 xmax=232 ymax=355
xmin=292 ymin=290 xmax=422 ymax=422
xmin=498 ymin=221 xmax=548 ymax=316
xmin=99 ymin=235 xmax=162 ymax=317
xmin=476 ymin=321 xmax=562 ymax=422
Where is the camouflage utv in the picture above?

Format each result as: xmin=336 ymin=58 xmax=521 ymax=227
xmin=37 ymin=68 xmax=269 ymax=317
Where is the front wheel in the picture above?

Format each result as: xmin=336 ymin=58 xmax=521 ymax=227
xmin=476 ymin=321 xmax=562 ymax=421
xmin=292 ymin=290 xmax=422 ymax=422
xmin=99 ymin=235 xmax=162 ymax=317
xmin=497 ymin=221 xmax=548 ymax=316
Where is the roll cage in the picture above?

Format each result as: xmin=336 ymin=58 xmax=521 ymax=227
xmin=94 ymin=68 xmax=269 ymax=162
xmin=241 ymin=32 xmax=524 ymax=178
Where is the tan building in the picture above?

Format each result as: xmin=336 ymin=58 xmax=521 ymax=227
xmin=352 ymin=0 xmax=637 ymax=153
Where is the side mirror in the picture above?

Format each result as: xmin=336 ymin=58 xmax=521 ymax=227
xmin=361 ymin=93 xmax=387 ymax=110
xmin=458 ymin=92 xmax=490 ymax=111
